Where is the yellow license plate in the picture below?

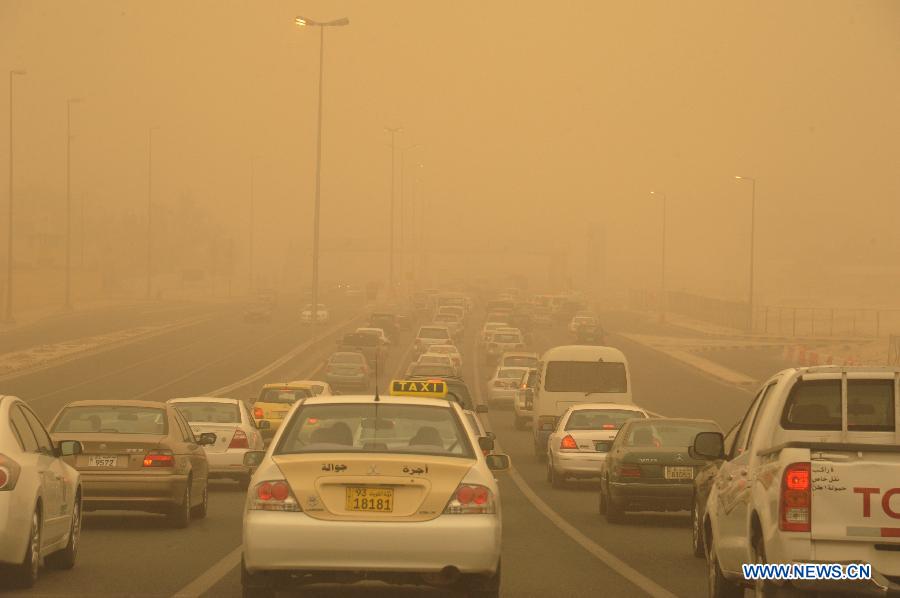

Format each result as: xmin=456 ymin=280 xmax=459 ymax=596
xmin=345 ymin=487 xmax=394 ymax=512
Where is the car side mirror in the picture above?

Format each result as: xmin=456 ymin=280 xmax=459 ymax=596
xmin=478 ymin=436 xmax=495 ymax=452
xmin=485 ymin=453 xmax=511 ymax=471
xmin=198 ymin=432 xmax=217 ymax=446
xmin=693 ymin=431 xmax=725 ymax=460
xmin=485 ymin=431 xmax=496 ymax=440
xmin=475 ymin=404 xmax=489 ymax=414
xmin=56 ymin=440 xmax=83 ymax=457
xmin=256 ymin=420 xmax=271 ymax=430
xmin=243 ymin=450 xmax=266 ymax=468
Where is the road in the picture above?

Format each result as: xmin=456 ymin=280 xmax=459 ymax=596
xmin=1 ymin=305 xmax=765 ymax=597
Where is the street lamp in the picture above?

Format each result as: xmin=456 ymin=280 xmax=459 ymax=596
xmin=65 ymin=97 xmax=83 ymax=310
xmin=650 ymin=191 xmax=667 ymax=323
xmin=399 ymin=143 xmax=421 ymax=286
xmin=4 ymin=69 xmax=26 ymax=324
xmin=385 ymin=126 xmax=402 ymax=295
xmin=735 ymin=175 xmax=756 ymax=332
xmin=295 ymin=15 xmax=349 ymax=340
xmin=146 ymin=126 xmax=160 ymax=300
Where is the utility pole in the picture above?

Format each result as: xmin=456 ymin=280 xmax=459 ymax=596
xmin=146 ymin=127 xmax=157 ymax=300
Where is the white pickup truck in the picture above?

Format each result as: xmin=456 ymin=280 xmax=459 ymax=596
xmin=694 ymin=366 xmax=900 ymax=597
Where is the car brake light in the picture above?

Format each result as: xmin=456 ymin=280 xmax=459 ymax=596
xmin=229 ymin=429 xmax=250 ymax=449
xmin=143 ymin=450 xmax=175 ymax=467
xmin=780 ymin=462 xmax=811 ymax=532
xmin=250 ymin=480 xmax=301 ymax=511
xmin=560 ymin=435 xmax=578 ymax=450
xmin=443 ymin=483 xmax=496 ymax=514
xmin=253 ymin=407 xmax=264 ymax=419
xmin=602 ymin=424 xmax=617 ymax=430
xmin=0 ymin=454 xmax=22 ymax=491
xmin=616 ymin=464 xmax=642 ymax=478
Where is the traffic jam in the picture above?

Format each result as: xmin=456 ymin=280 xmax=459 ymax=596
xmin=2 ymin=288 xmax=899 ymax=597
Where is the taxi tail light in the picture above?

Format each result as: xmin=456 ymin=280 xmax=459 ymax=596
xmin=560 ymin=435 xmax=578 ymax=450
xmin=249 ymin=479 xmax=301 ymax=512
xmin=444 ymin=483 xmax=496 ymax=515
xmin=779 ymin=462 xmax=811 ymax=532
xmin=228 ymin=429 xmax=250 ymax=449
xmin=143 ymin=450 xmax=175 ymax=468
xmin=253 ymin=407 xmax=264 ymax=420
xmin=0 ymin=454 xmax=22 ymax=491
xmin=616 ymin=464 xmax=642 ymax=478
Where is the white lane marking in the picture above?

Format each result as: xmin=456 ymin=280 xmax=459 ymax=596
xmin=470 ymin=330 xmax=677 ymax=598
xmin=170 ymin=545 xmax=242 ymax=598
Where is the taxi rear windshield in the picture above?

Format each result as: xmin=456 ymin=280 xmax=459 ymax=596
xmin=782 ymin=379 xmax=896 ymax=431
xmin=419 ymin=327 xmax=449 ymax=339
xmin=276 ymin=403 xmax=474 ymax=458
xmin=53 ymin=406 xmax=167 ymax=435
xmin=174 ymin=402 xmax=240 ymax=423
xmin=566 ymin=409 xmax=645 ymax=431
xmin=545 ymin=361 xmax=627 ymax=393
xmin=259 ymin=388 xmax=313 ymax=405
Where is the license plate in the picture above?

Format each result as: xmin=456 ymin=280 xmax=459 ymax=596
xmin=88 ymin=455 xmax=118 ymax=468
xmin=594 ymin=441 xmax=611 ymax=452
xmin=664 ymin=466 xmax=694 ymax=480
xmin=345 ymin=487 xmax=394 ymax=512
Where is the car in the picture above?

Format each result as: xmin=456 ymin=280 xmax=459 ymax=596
xmin=368 ymin=312 xmax=399 ymax=338
xmin=433 ymin=313 xmax=463 ymax=339
xmin=300 ymin=303 xmax=328 ymax=324
xmin=251 ymin=383 xmax=316 ymax=438
xmin=413 ymin=325 xmax=453 ymax=357
xmin=49 ymin=399 xmax=214 ymax=527
xmin=405 ymin=376 xmax=475 ymax=412
xmin=512 ymin=368 xmax=539 ymax=430
xmin=355 ymin=326 xmax=392 ymax=346
xmin=405 ymin=362 xmax=457 ymax=379
xmin=337 ymin=332 xmax=386 ymax=367
xmin=487 ymin=366 xmax=531 ymax=406
xmin=437 ymin=305 xmax=466 ymax=322
xmin=324 ymin=352 xmax=371 ymax=392
xmin=568 ymin=314 xmax=598 ymax=333
xmin=286 ymin=380 xmax=333 ymax=397
xmin=546 ymin=403 xmax=649 ymax=488
xmin=498 ymin=352 xmax=539 ymax=370
xmin=598 ymin=418 xmax=720 ymax=523
xmin=240 ymin=392 xmax=510 ymax=597
xmin=0 ymin=396 xmax=83 ymax=588
xmin=244 ymin=303 xmax=273 ymax=323
xmin=574 ymin=323 xmax=606 ymax=345
xmin=417 ymin=352 xmax=458 ymax=376
xmin=478 ymin=322 xmax=509 ymax=351
xmin=425 ymin=344 xmax=463 ymax=372
xmin=168 ymin=397 xmax=266 ymax=489
xmin=483 ymin=330 xmax=526 ymax=366
xmin=690 ymin=424 xmax=736 ymax=558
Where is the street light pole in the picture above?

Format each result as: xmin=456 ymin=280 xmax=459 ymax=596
xmin=248 ymin=156 xmax=254 ymax=293
xmin=735 ymin=175 xmax=756 ymax=332
xmin=399 ymin=143 xmax=420 ymax=287
xmin=146 ymin=127 xmax=157 ymax=300
xmin=4 ymin=69 xmax=25 ymax=324
xmin=65 ymin=98 xmax=83 ymax=310
xmin=650 ymin=191 xmax=667 ymax=323
xmin=295 ymin=15 xmax=349 ymax=340
xmin=385 ymin=127 xmax=402 ymax=295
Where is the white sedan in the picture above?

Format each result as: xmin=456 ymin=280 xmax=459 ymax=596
xmin=0 ymin=396 xmax=83 ymax=588
xmin=241 ymin=393 xmax=509 ymax=597
xmin=417 ymin=352 xmax=458 ymax=376
xmin=547 ymin=403 xmax=648 ymax=488
xmin=486 ymin=366 xmax=531 ymax=405
xmin=168 ymin=397 xmax=266 ymax=489
xmin=426 ymin=344 xmax=463 ymax=372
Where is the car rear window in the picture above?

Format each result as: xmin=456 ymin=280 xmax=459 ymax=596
xmin=782 ymin=379 xmax=896 ymax=432
xmin=53 ymin=406 xmax=167 ymax=435
xmin=497 ymin=368 xmax=525 ymax=379
xmin=341 ymin=333 xmax=377 ymax=347
xmin=407 ymin=364 xmax=454 ymax=378
xmin=624 ymin=421 xmax=718 ymax=448
xmin=331 ymin=353 xmax=365 ymax=365
xmin=504 ymin=356 xmax=537 ymax=368
xmin=545 ymin=361 xmax=627 ymax=393
xmin=174 ymin=402 xmax=241 ymax=424
xmin=276 ymin=403 xmax=474 ymax=458
xmin=566 ymin=409 xmax=645 ymax=431
xmin=419 ymin=327 xmax=449 ymax=340
xmin=259 ymin=388 xmax=313 ymax=405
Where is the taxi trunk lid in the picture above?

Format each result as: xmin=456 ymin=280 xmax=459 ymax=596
xmin=273 ymin=453 xmax=473 ymax=522
xmin=188 ymin=422 xmax=239 ymax=453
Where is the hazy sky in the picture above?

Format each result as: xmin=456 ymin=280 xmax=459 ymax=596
xmin=2 ymin=1 xmax=899 ymax=305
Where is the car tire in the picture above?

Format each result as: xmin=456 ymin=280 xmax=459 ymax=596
xmin=605 ymin=494 xmax=625 ymax=523
xmin=691 ymin=499 xmax=705 ymax=558
xmin=168 ymin=481 xmax=192 ymax=528
xmin=549 ymin=462 xmax=565 ymax=489
xmin=46 ymin=494 xmax=81 ymax=570
xmin=238 ymin=474 xmax=252 ymax=491
xmin=598 ymin=486 xmax=608 ymax=515
xmin=241 ymin=557 xmax=275 ymax=598
xmin=462 ymin=559 xmax=501 ymax=597
xmin=751 ymin=535 xmax=805 ymax=597
xmin=191 ymin=481 xmax=208 ymax=519
xmin=706 ymin=533 xmax=742 ymax=598
xmin=7 ymin=507 xmax=41 ymax=588
xmin=513 ymin=416 xmax=526 ymax=430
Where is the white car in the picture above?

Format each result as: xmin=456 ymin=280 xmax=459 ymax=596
xmin=287 ymin=380 xmax=333 ymax=396
xmin=417 ymin=352 xmax=458 ymax=376
xmin=433 ymin=313 xmax=463 ymax=338
xmin=300 ymin=304 xmax=329 ymax=323
xmin=484 ymin=331 xmax=526 ymax=365
xmin=413 ymin=325 xmax=452 ymax=356
xmin=426 ymin=344 xmax=463 ymax=372
xmin=568 ymin=314 xmax=598 ymax=333
xmin=168 ymin=397 xmax=265 ymax=489
xmin=0 ymin=396 xmax=83 ymax=588
xmin=355 ymin=327 xmax=392 ymax=346
xmin=241 ymin=394 xmax=509 ymax=597
xmin=546 ymin=403 xmax=648 ymax=488
xmin=487 ymin=366 xmax=531 ymax=405
xmin=478 ymin=322 xmax=509 ymax=350
xmin=499 ymin=352 xmax=539 ymax=370
xmin=512 ymin=368 xmax=539 ymax=430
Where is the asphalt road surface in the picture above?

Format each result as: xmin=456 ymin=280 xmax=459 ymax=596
xmin=2 ymin=306 xmax=764 ymax=597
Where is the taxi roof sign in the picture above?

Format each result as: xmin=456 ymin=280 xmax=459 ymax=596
xmin=390 ymin=379 xmax=448 ymax=398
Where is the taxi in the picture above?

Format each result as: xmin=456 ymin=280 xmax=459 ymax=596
xmin=240 ymin=381 xmax=510 ymax=597
xmin=250 ymin=383 xmax=315 ymax=439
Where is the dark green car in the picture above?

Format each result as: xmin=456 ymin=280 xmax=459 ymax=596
xmin=599 ymin=418 xmax=721 ymax=524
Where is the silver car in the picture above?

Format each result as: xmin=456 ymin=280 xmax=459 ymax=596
xmin=486 ymin=366 xmax=530 ymax=406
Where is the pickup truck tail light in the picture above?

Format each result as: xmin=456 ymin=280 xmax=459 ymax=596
xmin=143 ymin=450 xmax=175 ymax=468
xmin=443 ymin=484 xmax=496 ymax=514
xmin=780 ymin=462 xmax=811 ymax=532
xmin=560 ymin=435 xmax=578 ymax=450
xmin=228 ymin=429 xmax=250 ymax=449
xmin=616 ymin=464 xmax=642 ymax=478
xmin=249 ymin=480 xmax=301 ymax=512
xmin=0 ymin=454 xmax=22 ymax=491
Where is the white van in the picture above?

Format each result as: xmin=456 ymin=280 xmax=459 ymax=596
xmin=530 ymin=345 xmax=632 ymax=458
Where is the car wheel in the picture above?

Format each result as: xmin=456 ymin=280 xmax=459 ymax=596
xmin=750 ymin=534 xmax=805 ymax=597
xmin=598 ymin=484 xmax=608 ymax=514
xmin=605 ymin=494 xmax=625 ymax=524
xmin=46 ymin=494 xmax=81 ymax=570
xmin=191 ymin=481 xmax=208 ymax=519
xmin=691 ymin=499 xmax=705 ymax=558
xmin=8 ymin=507 xmax=41 ymax=588
xmin=706 ymin=533 xmax=742 ymax=598
xmin=238 ymin=474 xmax=252 ymax=491
xmin=549 ymin=462 xmax=565 ymax=489
xmin=168 ymin=480 xmax=192 ymax=528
